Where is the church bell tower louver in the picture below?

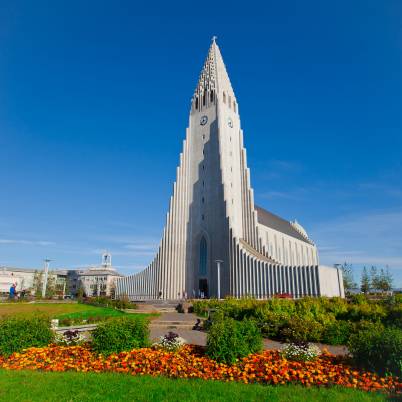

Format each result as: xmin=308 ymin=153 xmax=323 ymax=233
xmin=116 ymin=39 xmax=345 ymax=300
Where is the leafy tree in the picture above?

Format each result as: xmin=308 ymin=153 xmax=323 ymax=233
xmin=378 ymin=266 xmax=393 ymax=292
xmin=32 ymin=270 xmax=43 ymax=298
xmin=45 ymin=273 xmax=56 ymax=298
xmin=370 ymin=266 xmax=380 ymax=290
xmin=360 ymin=267 xmax=370 ymax=294
xmin=339 ymin=262 xmax=356 ymax=291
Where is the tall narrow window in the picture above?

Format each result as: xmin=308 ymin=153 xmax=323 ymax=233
xmin=199 ymin=237 xmax=207 ymax=276
xmin=195 ymin=97 xmax=199 ymax=109
xmin=210 ymin=90 xmax=214 ymax=102
xmin=233 ymin=101 xmax=237 ymax=113
xmin=223 ymin=92 xmax=226 ymax=103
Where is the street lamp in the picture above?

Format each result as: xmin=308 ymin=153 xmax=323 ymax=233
xmin=215 ymin=260 xmax=223 ymax=299
xmin=42 ymin=258 xmax=52 ymax=298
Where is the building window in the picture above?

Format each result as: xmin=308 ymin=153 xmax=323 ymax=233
xmin=233 ymin=101 xmax=237 ymax=113
xmin=223 ymin=92 xmax=226 ymax=103
xmin=210 ymin=90 xmax=214 ymax=102
xmin=202 ymin=214 xmax=205 ymax=220
xmin=202 ymin=197 xmax=205 ymax=203
xmin=199 ymin=236 xmax=207 ymax=276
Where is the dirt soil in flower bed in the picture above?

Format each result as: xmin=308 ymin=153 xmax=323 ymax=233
xmin=0 ymin=345 xmax=400 ymax=395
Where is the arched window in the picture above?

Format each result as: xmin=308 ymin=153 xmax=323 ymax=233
xmin=199 ymin=237 xmax=207 ymax=276
xmin=223 ymin=92 xmax=226 ymax=103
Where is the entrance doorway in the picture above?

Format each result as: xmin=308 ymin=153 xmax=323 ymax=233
xmin=199 ymin=278 xmax=208 ymax=298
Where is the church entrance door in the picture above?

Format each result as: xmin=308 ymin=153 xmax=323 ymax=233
xmin=199 ymin=278 xmax=208 ymax=298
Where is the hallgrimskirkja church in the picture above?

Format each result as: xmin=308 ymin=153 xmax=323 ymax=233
xmin=116 ymin=39 xmax=344 ymax=300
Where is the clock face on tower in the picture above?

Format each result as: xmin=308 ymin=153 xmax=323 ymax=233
xmin=228 ymin=117 xmax=233 ymax=128
xmin=200 ymin=115 xmax=208 ymax=125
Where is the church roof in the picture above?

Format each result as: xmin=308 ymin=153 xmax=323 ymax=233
xmin=193 ymin=37 xmax=237 ymax=108
xmin=255 ymin=205 xmax=312 ymax=244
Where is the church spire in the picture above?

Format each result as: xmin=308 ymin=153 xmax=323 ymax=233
xmin=192 ymin=38 xmax=237 ymax=113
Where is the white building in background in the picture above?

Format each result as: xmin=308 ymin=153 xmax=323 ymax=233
xmin=0 ymin=253 xmax=123 ymax=297
xmin=0 ymin=266 xmax=67 ymax=295
xmin=70 ymin=252 xmax=123 ymax=297
xmin=114 ymin=38 xmax=344 ymax=300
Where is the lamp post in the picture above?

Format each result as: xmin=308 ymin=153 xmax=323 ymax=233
xmin=41 ymin=258 xmax=52 ymax=298
xmin=215 ymin=260 xmax=223 ymax=299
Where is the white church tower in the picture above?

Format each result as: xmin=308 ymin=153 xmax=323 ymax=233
xmin=116 ymin=39 xmax=344 ymax=300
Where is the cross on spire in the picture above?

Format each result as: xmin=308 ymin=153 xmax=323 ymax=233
xmin=212 ymin=35 xmax=217 ymax=43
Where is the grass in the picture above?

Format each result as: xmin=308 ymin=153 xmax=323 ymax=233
xmin=0 ymin=370 xmax=389 ymax=402
xmin=0 ymin=302 xmax=156 ymax=323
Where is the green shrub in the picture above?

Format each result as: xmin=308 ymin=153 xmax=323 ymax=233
xmin=322 ymin=320 xmax=351 ymax=345
xmin=280 ymin=316 xmax=323 ymax=342
xmin=194 ymin=296 xmax=397 ymax=346
xmin=0 ymin=316 xmax=54 ymax=356
xmin=344 ymin=302 xmax=387 ymax=323
xmin=258 ymin=310 xmax=290 ymax=338
xmin=206 ymin=317 xmax=262 ymax=364
xmin=348 ymin=325 xmax=402 ymax=377
xmin=385 ymin=305 xmax=402 ymax=329
xmin=91 ymin=317 xmax=149 ymax=356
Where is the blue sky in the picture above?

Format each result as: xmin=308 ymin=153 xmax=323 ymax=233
xmin=1 ymin=1 xmax=401 ymax=287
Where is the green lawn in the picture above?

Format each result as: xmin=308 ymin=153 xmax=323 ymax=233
xmin=0 ymin=370 xmax=388 ymax=402
xmin=0 ymin=302 xmax=156 ymax=324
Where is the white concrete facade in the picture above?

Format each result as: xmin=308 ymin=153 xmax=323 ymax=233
xmin=116 ymin=39 xmax=344 ymax=300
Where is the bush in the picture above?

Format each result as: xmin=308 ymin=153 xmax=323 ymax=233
xmin=322 ymin=320 xmax=351 ymax=345
xmin=385 ymin=305 xmax=402 ymax=329
xmin=348 ymin=325 xmax=402 ymax=377
xmin=257 ymin=310 xmax=290 ymax=339
xmin=0 ymin=316 xmax=54 ymax=356
xmin=206 ymin=317 xmax=262 ymax=364
xmin=91 ymin=317 xmax=149 ymax=356
xmin=280 ymin=316 xmax=323 ymax=343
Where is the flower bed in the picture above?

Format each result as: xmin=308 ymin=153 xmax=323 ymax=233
xmin=0 ymin=345 xmax=400 ymax=394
